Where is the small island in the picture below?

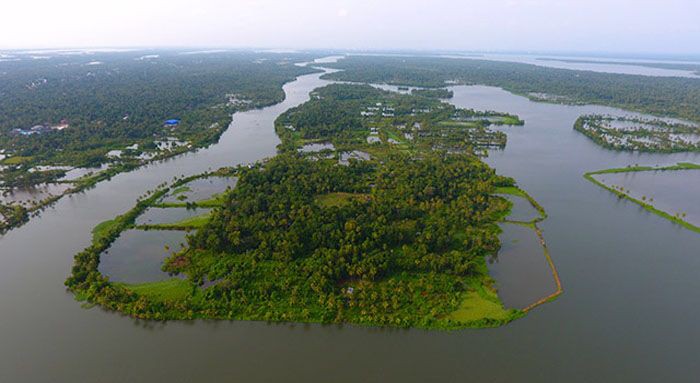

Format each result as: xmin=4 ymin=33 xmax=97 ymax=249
xmin=66 ymin=84 xmax=559 ymax=329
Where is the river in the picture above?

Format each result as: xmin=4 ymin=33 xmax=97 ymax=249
xmin=0 ymin=58 xmax=699 ymax=382
xmin=443 ymin=53 xmax=700 ymax=78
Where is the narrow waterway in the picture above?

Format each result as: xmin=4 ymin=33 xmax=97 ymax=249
xmin=1 ymin=60 xmax=699 ymax=382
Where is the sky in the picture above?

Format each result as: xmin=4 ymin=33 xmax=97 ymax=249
xmin=1 ymin=0 xmax=699 ymax=55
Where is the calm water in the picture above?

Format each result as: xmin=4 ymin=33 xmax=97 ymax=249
xmin=98 ymin=229 xmax=188 ymax=283
xmin=488 ymin=223 xmax=556 ymax=309
xmin=593 ymin=170 xmax=700 ymax=226
xmin=1 ymin=61 xmax=700 ymax=382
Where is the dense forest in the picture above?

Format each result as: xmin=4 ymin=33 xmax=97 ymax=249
xmin=175 ymin=151 xmax=515 ymax=327
xmin=322 ymin=56 xmax=700 ymax=123
xmin=0 ymin=50 xmax=318 ymax=182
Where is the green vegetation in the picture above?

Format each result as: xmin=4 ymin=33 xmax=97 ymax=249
xmin=153 ymin=193 xmax=226 ymax=209
xmin=574 ymin=115 xmax=699 ymax=152
xmin=139 ymin=212 xmax=212 ymax=231
xmin=91 ymin=218 xmax=121 ymax=243
xmin=322 ymin=55 xmax=700 ymax=123
xmin=117 ymin=279 xmax=193 ymax=303
xmin=584 ymin=163 xmax=700 ymax=233
xmin=276 ymin=83 xmax=522 ymax=156
xmin=1 ymin=156 xmax=33 ymax=165
xmin=170 ymin=186 xmax=192 ymax=196
xmin=65 ymin=169 xmax=235 ymax=318
xmin=448 ymin=289 xmax=519 ymax=324
xmin=168 ymin=151 xmax=520 ymax=328
xmin=410 ymin=88 xmax=454 ymax=99
xmin=315 ymin=192 xmax=370 ymax=208
xmin=0 ymin=50 xmax=320 ymax=233
xmin=0 ymin=203 xmax=28 ymax=234
xmin=67 ymin=83 xmax=558 ymax=329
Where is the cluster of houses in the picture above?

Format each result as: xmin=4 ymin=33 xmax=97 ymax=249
xmin=11 ymin=120 xmax=69 ymax=136
xmin=226 ymin=94 xmax=252 ymax=108
xmin=360 ymin=103 xmax=396 ymax=117
xmin=359 ymin=102 xmax=440 ymax=120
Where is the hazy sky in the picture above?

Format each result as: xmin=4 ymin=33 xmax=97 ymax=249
xmin=1 ymin=0 xmax=699 ymax=54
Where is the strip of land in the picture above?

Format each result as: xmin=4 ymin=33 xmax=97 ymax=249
xmin=584 ymin=162 xmax=700 ymax=233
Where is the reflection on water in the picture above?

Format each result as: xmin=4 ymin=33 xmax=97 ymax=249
xmin=593 ymin=170 xmax=700 ymax=226
xmin=98 ymin=229 xmax=188 ymax=283
xmin=488 ymin=224 xmax=556 ymax=309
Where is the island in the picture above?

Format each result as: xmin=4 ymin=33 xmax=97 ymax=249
xmin=66 ymin=83 xmax=559 ymax=329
